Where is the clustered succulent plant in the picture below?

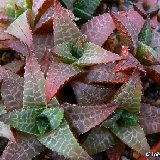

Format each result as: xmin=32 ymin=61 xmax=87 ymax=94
xmin=0 ymin=0 xmax=160 ymax=160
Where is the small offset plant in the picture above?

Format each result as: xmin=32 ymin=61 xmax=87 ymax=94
xmin=0 ymin=0 xmax=160 ymax=160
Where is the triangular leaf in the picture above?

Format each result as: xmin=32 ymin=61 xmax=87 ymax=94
xmin=112 ymin=125 xmax=150 ymax=156
xmin=136 ymin=41 xmax=160 ymax=65
xmin=139 ymin=103 xmax=160 ymax=135
xmin=54 ymin=2 xmax=85 ymax=46
xmin=62 ymin=103 xmax=118 ymax=135
xmin=73 ymin=42 xmax=121 ymax=66
xmin=82 ymin=127 xmax=116 ymax=155
xmin=138 ymin=18 xmax=152 ymax=46
xmin=111 ymin=12 xmax=138 ymax=54
xmin=6 ymin=10 xmax=33 ymax=47
xmin=23 ymin=53 xmax=46 ymax=107
xmin=84 ymin=63 xmax=130 ymax=84
xmin=39 ymin=119 xmax=92 ymax=160
xmin=81 ymin=13 xmax=116 ymax=46
xmin=111 ymin=71 xmax=142 ymax=113
xmin=45 ymin=60 xmax=84 ymax=103
xmin=73 ymin=0 xmax=101 ymax=21
xmin=0 ymin=66 xmax=24 ymax=111
xmin=71 ymin=81 xmax=116 ymax=105
xmin=0 ymin=131 xmax=44 ymax=160
xmin=60 ymin=0 xmax=73 ymax=11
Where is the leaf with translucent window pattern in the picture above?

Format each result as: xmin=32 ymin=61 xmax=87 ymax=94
xmin=136 ymin=41 xmax=160 ymax=65
xmin=84 ymin=63 xmax=130 ymax=84
xmin=138 ymin=18 xmax=152 ymax=46
xmin=111 ymin=12 xmax=138 ymax=55
xmin=82 ymin=127 xmax=116 ymax=155
xmin=71 ymin=81 xmax=116 ymax=105
xmin=106 ymin=139 xmax=125 ymax=160
xmin=45 ymin=60 xmax=84 ymax=103
xmin=34 ymin=5 xmax=53 ymax=34
xmin=112 ymin=125 xmax=150 ymax=156
xmin=73 ymin=0 xmax=101 ymax=21
xmin=139 ymin=103 xmax=160 ymax=135
xmin=111 ymin=71 xmax=142 ymax=113
xmin=54 ymin=2 xmax=85 ymax=46
xmin=6 ymin=10 xmax=33 ymax=47
xmin=81 ymin=13 xmax=115 ymax=46
xmin=62 ymin=103 xmax=118 ymax=135
xmin=145 ymin=65 xmax=160 ymax=84
xmin=73 ymin=42 xmax=121 ymax=66
xmin=32 ymin=0 xmax=53 ymax=23
xmin=0 ymin=131 xmax=45 ymax=160
xmin=115 ymin=46 xmax=145 ymax=73
xmin=39 ymin=119 xmax=92 ymax=160
xmin=23 ymin=53 xmax=46 ymax=107
xmin=0 ymin=66 xmax=24 ymax=111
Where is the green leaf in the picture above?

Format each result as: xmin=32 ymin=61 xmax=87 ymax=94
xmin=111 ymin=71 xmax=142 ymax=113
xmin=39 ymin=119 xmax=92 ymax=160
xmin=40 ymin=108 xmax=64 ymax=130
xmin=136 ymin=41 xmax=160 ymax=65
xmin=0 ymin=107 xmax=45 ymax=135
xmin=60 ymin=0 xmax=73 ymax=11
xmin=73 ymin=42 xmax=121 ymax=66
xmin=54 ymin=42 xmax=77 ymax=64
xmin=73 ymin=0 xmax=101 ymax=21
xmin=82 ymin=127 xmax=116 ymax=155
xmin=112 ymin=125 xmax=150 ymax=156
xmin=138 ymin=18 xmax=152 ymax=46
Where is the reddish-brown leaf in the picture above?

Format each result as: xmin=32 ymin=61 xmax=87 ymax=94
xmin=0 ymin=131 xmax=44 ymax=160
xmin=0 ymin=66 xmax=24 ymax=111
xmin=45 ymin=60 xmax=84 ymax=103
xmin=6 ymin=10 xmax=33 ymax=47
xmin=71 ymin=81 xmax=116 ymax=105
xmin=32 ymin=0 xmax=53 ymax=23
xmin=81 ymin=13 xmax=116 ymax=46
xmin=34 ymin=5 xmax=53 ymax=34
xmin=84 ymin=63 xmax=130 ymax=84
xmin=145 ymin=65 xmax=160 ymax=84
xmin=106 ymin=139 xmax=125 ymax=160
xmin=62 ymin=103 xmax=118 ymax=135
xmin=139 ymin=103 xmax=160 ymax=135
xmin=111 ymin=12 xmax=138 ymax=55
xmin=115 ymin=46 xmax=145 ymax=73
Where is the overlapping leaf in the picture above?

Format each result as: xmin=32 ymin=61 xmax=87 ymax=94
xmin=139 ymin=103 xmax=160 ymax=135
xmin=39 ymin=120 xmax=92 ymax=160
xmin=81 ymin=13 xmax=116 ymax=46
xmin=73 ymin=0 xmax=101 ymax=21
xmin=136 ymin=41 xmax=160 ymax=65
xmin=84 ymin=63 xmax=130 ymax=84
xmin=62 ymin=103 xmax=118 ymax=135
xmin=151 ymin=30 xmax=160 ymax=48
xmin=71 ymin=81 xmax=116 ymax=105
xmin=111 ymin=71 xmax=142 ymax=113
xmin=111 ymin=125 xmax=150 ymax=156
xmin=32 ymin=0 xmax=53 ymax=22
xmin=45 ymin=60 xmax=84 ymax=103
xmin=54 ymin=2 xmax=85 ymax=46
xmin=0 ymin=131 xmax=44 ymax=160
xmin=73 ymin=42 xmax=121 ymax=66
xmin=6 ymin=10 xmax=33 ymax=47
xmin=34 ymin=5 xmax=53 ymax=33
xmin=23 ymin=53 xmax=46 ymax=107
xmin=145 ymin=65 xmax=160 ymax=84
xmin=0 ymin=66 xmax=24 ymax=111
xmin=106 ymin=139 xmax=125 ymax=160
xmin=115 ymin=46 xmax=145 ymax=73
xmin=138 ymin=18 xmax=152 ymax=46
xmin=111 ymin=12 xmax=138 ymax=54
xmin=82 ymin=127 xmax=116 ymax=155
